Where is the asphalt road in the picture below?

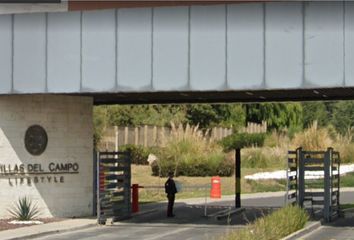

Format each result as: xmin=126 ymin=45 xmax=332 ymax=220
xmin=34 ymin=190 xmax=354 ymax=240
xmin=35 ymin=223 xmax=235 ymax=240
xmin=33 ymin=200 xmax=275 ymax=240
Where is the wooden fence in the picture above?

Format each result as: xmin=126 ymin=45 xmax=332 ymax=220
xmin=240 ymin=121 xmax=267 ymax=134
xmin=98 ymin=121 xmax=267 ymax=151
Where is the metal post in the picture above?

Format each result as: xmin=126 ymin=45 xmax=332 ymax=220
xmin=337 ymin=151 xmax=341 ymax=215
xmin=96 ymin=151 xmax=101 ymax=224
xmin=285 ymin=154 xmax=289 ymax=206
xmin=114 ymin=126 xmax=119 ymax=152
xmin=93 ymin=150 xmax=97 ymax=216
xmin=204 ymin=186 xmax=208 ymax=217
xmin=235 ymin=148 xmax=241 ymax=208
xmin=297 ymin=148 xmax=304 ymax=207
xmin=324 ymin=148 xmax=331 ymax=222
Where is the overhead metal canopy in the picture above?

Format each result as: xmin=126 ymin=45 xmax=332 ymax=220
xmin=1 ymin=2 xmax=354 ymax=104
xmin=84 ymin=87 xmax=354 ymax=105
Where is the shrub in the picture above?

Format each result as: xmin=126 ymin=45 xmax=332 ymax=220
xmin=264 ymin=131 xmax=290 ymax=148
xmin=220 ymin=133 xmax=266 ymax=152
xmin=242 ymin=147 xmax=287 ymax=169
xmin=152 ymin=123 xmax=233 ymax=177
xmin=333 ymin=128 xmax=354 ymax=163
xmin=291 ymin=121 xmax=333 ymax=151
xmin=220 ymin=205 xmax=308 ymax=240
xmin=119 ymin=144 xmax=152 ymax=165
xmin=8 ymin=197 xmax=40 ymax=221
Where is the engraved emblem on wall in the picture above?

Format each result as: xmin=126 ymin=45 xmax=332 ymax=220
xmin=24 ymin=125 xmax=48 ymax=156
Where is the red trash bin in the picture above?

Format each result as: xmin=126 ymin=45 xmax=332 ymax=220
xmin=210 ymin=176 xmax=221 ymax=198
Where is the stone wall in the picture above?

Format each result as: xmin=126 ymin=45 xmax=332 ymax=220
xmin=0 ymin=95 xmax=93 ymax=219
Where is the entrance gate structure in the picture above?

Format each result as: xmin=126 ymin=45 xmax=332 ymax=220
xmin=287 ymin=148 xmax=340 ymax=222
xmin=97 ymin=151 xmax=131 ymax=224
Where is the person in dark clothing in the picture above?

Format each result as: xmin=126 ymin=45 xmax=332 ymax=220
xmin=165 ymin=171 xmax=177 ymax=217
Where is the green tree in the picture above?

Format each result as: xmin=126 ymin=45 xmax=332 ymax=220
xmin=105 ymin=105 xmax=186 ymax=127
xmin=185 ymin=104 xmax=245 ymax=130
xmin=245 ymin=103 xmax=303 ymax=131
xmin=302 ymin=102 xmax=329 ymax=128
xmin=332 ymin=101 xmax=354 ymax=135
xmin=186 ymin=104 xmax=219 ymax=129
xmin=93 ymin=106 xmax=109 ymax=148
xmin=219 ymin=104 xmax=246 ymax=129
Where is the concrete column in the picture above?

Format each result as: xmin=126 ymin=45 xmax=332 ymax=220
xmin=0 ymin=95 xmax=93 ymax=219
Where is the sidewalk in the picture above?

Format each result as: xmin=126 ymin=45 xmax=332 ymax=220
xmin=0 ymin=218 xmax=97 ymax=240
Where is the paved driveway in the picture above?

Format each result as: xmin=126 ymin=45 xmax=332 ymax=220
xmin=34 ymin=201 xmax=274 ymax=240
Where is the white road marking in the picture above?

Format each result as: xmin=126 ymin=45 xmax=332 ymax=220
xmin=143 ymin=227 xmax=192 ymax=240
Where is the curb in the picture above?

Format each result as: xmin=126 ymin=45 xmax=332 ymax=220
xmin=281 ymin=221 xmax=321 ymax=240
xmin=3 ymin=223 xmax=97 ymax=240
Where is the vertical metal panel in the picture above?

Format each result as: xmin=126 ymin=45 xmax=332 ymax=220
xmin=345 ymin=2 xmax=354 ymax=87
xmin=305 ymin=2 xmax=344 ymax=87
xmin=0 ymin=15 xmax=12 ymax=93
xmin=47 ymin=12 xmax=81 ymax=93
xmin=117 ymin=8 xmax=152 ymax=90
xmin=265 ymin=3 xmax=303 ymax=89
xmin=227 ymin=4 xmax=263 ymax=89
xmin=153 ymin=7 xmax=189 ymax=91
xmin=13 ymin=13 xmax=46 ymax=93
xmin=82 ymin=10 xmax=116 ymax=91
xmin=190 ymin=5 xmax=226 ymax=90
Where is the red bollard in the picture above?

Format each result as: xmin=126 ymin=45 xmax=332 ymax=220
xmin=132 ymin=184 xmax=139 ymax=213
xmin=210 ymin=176 xmax=221 ymax=198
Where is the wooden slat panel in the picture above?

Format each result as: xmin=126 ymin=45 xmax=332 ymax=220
xmin=305 ymin=192 xmax=324 ymax=197
xmin=288 ymin=192 xmax=297 ymax=199
xmin=103 ymin=166 xmax=128 ymax=172
xmin=100 ymin=158 xmax=129 ymax=164
xmin=312 ymin=200 xmax=324 ymax=205
xmin=302 ymin=151 xmax=326 ymax=155
xmin=304 ymin=166 xmax=324 ymax=171
xmin=288 ymin=175 xmax=297 ymax=181
xmin=304 ymin=158 xmax=323 ymax=164
xmin=288 ymin=158 xmax=297 ymax=163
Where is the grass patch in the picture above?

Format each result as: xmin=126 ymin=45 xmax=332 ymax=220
xmin=220 ymin=205 xmax=308 ymax=240
xmin=339 ymin=172 xmax=354 ymax=187
xmin=132 ymin=165 xmax=286 ymax=203
xmin=340 ymin=203 xmax=354 ymax=210
xmin=289 ymin=172 xmax=354 ymax=189
xmin=133 ymin=164 xmax=354 ymax=203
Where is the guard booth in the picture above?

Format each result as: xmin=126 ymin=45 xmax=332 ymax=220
xmin=97 ymin=151 xmax=131 ymax=224
xmin=287 ymin=148 xmax=340 ymax=222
